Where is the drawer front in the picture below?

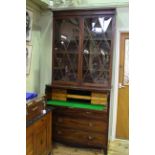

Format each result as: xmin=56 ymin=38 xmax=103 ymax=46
xmin=53 ymin=107 xmax=108 ymax=121
xmin=33 ymin=117 xmax=46 ymax=129
xmin=53 ymin=126 xmax=107 ymax=148
xmin=26 ymin=133 xmax=35 ymax=155
xmin=33 ymin=113 xmax=50 ymax=129
xmin=27 ymin=102 xmax=44 ymax=121
xmin=35 ymin=126 xmax=47 ymax=155
xmin=53 ymin=116 xmax=108 ymax=134
xmin=26 ymin=125 xmax=35 ymax=155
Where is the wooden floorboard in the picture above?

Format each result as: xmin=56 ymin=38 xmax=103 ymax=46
xmin=52 ymin=139 xmax=129 ymax=155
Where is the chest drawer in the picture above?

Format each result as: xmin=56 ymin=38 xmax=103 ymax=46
xmin=27 ymin=101 xmax=44 ymax=121
xmin=53 ymin=116 xmax=108 ymax=134
xmin=53 ymin=126 xmax=107 ymax=148
xmin=53 ymin=107 xmax=108 ymax=121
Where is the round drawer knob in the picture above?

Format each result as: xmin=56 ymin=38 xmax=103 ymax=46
xmin=57 ymin=131 xmax=62 ymax=134
xmin=58 ymin=118 xmax=63 ymax=122
xmin=89 ymin=122 xmax=93 ymax=127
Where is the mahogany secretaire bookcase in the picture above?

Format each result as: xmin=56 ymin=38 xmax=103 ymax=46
xmin=46 ymin=9 xmax=116 ymax=155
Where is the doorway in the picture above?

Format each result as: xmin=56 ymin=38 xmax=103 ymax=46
xmin=116 ymin=32 xmax=129 ymax=139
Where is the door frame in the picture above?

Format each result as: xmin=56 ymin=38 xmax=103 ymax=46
xmin=108 ymin=30 xmax=129 ymax=141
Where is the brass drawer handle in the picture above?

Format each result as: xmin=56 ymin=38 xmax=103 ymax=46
xmin=32 ymin=106 xmax=38 ymax=111
xmin=86 ymin=111 xmax=91 ymax=114
xmin=58 ymin=118 xmax=63 ymax=122
xmin=88 ymin=136 xmax=94 ymax=140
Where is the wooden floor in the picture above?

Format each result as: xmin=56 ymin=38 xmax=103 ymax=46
xmin=52 ymin=140 xmax=129 ymax=155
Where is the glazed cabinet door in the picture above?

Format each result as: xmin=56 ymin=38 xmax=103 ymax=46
xmin=82 ymin=15 xmax=114 ymax=88
xmin=52 ymin=10 xmax=115 ymax=90
xmin=53 ymin=17 xmax=80 ymax=85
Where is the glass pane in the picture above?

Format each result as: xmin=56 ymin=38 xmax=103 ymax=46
xmin=83 ymin=16 xmax=112 ymax=86
xmin=53 ymin=18 xmax=79 ymax=82
xmin=124 ymin=39 xmax=129 ymax=85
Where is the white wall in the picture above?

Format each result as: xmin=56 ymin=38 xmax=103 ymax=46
xmin=108 ymin=7 xmax=129 ymax=140
xmin=26 ymin=0 xmax=53 ymax=95
xmin=39 ymin=11 xmax=53 ymax=95
xmin=26 ymin=1 xmax=42 ymax=94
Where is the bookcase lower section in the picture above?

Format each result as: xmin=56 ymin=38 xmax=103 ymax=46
xmin=52 ymin=106 xmax=109 ymax=154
